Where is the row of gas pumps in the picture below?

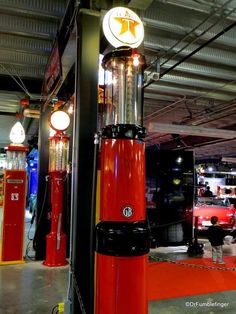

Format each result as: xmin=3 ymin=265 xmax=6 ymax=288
xmin=0 ymin=112 xmax=70 ymax=266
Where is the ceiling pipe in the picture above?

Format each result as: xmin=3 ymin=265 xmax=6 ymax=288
xmin=144 ymin=19 xmax=236 ymax=88
xmin=159 ymin=19 xmax=236 ymax=78
xmin=160 ymin=1 xmax=236 ymax=68
xmin=145 ymin=0 xmax=234 ymax=71
xmin=144 ymin=96 xmax=186 ymax=121
xmin=148 ymin=122 xmax=236 ymax=139
xmin=23 ymin=109 xmax=40 ymax=118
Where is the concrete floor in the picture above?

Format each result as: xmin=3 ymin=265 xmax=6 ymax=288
xmin=0 ymin=239 xmax=236 ymax=314
xmin=0 ymin=261 xmax=68 ymax=314
xmin=1 ymin=217 xmax=236 ymax=314
xmin=149 ymin=291 xmax=236 ymax=314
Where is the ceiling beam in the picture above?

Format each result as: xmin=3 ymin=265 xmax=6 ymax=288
xmin=0 ymin=111 xmax=16 ymax=116
xmin=221 ymin=157 xmax=236 ymax=163
xmin=148 ymin=122 xmax=236 ymax=139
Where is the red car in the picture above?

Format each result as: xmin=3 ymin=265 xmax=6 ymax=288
xmin=194 ymin=197 xmax=236 ymax=231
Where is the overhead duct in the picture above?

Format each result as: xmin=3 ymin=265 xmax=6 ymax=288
xmin=221 ymin=157 xmax=236 ymax=163
xmin=148 ymin=122 xmax=236 ymax=139
xmin=23 ymin=109 xmax=40 ymax=119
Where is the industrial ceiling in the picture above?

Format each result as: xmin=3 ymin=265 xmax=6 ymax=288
xmin=0 ymin=0 xmax=236 ymax=164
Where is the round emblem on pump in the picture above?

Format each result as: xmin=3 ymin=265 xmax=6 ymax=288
xmin=122 ymin=206 xmax=134 ymax=218
xmin=103 ymin=7 xmax=144 ymax=48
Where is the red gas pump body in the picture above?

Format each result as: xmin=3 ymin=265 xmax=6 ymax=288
xmin=1 ymin=170 xmax=27 ymax=262
xmin=43 ymin=171 xmax=67 ymax=267
xmin=95 ymin=128 xmax=149 ymax=314
xmin=100 ymin=138 xmax=146 ymax=221
xmin=96 ymin=254 xmax=148 ymax=314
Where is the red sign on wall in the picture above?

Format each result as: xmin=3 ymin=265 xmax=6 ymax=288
xmin=42 ymin=40 xmax=62 ymax=96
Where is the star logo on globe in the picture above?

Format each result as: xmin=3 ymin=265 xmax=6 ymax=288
xmin=114 ymin=10 xmax=140 ymax=38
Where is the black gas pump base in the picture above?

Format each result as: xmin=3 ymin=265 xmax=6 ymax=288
xmin=187 ymin=239 xmax=204 ymax=255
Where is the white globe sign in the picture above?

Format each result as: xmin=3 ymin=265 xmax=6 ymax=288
xmin=103 ymin=7 xmax=144 ymax=48
xmin=9 ymin=122 xmax=25 ymax=144
xmin=49 ymin=110 xmax=70 ymax=132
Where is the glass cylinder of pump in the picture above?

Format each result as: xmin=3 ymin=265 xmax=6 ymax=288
xmin=5 ymin=145 xmax=28 ymax=170
xmin=102 ymin=47 xmax=145 ymax=128
xmin=48 ymin=134 xmax=69 ymax=172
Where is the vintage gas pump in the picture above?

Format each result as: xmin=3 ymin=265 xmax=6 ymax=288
xmin=95 ymin=8 xmax=149 ymax=314
xmin=1 ymin=122 xmax=28 ymax=263
xmin=43 ymin=110 xmax=70 ymax=267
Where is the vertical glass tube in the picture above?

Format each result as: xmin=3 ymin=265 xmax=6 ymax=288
xmin=56 ymin=140 xmax=63 ymax=171
xmin=49 ymin=136 xmax=69 ymax=172
xmin=102 ymin=48 xmax=145 ymax=128
xmin=6 ymin=150 xmax=26 ymax=170
xmin=49 ymin=138 xmax=56 ymax=171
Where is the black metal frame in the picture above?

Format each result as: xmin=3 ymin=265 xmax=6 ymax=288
xmin=71 ymin=9 xmax=100 ymax=314
xmin=34 ymin=106 xmax=51 ymax=260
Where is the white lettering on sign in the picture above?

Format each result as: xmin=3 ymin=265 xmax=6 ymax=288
xmin=7 ymin=179 xmax=23 ymax=184
xmin=11 ymin=193 xmax=19 ymax=201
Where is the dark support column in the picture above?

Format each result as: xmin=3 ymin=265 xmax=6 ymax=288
xmin=35 ymin=106 xmax=51 ymax=260
xmin=71 ymin=9 xmax=100 ymax=314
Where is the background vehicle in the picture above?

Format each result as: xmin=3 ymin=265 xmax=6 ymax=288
xmin=194 ymin=197 xmax=236 ymax=231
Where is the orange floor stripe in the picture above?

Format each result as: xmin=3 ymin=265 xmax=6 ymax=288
xmin=148 ymin=256 xmax=236 ymax=300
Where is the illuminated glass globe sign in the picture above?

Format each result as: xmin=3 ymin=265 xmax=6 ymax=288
xmin=103 ymin=7 xmax=144 ymax=48
xmin=48 ymin=110 xmax=70 ymax=173
xmin=7 ymin=122 xmax=28 ymax=170
xmin=49 ymin=110 xmax=70 ymax=132
xmin=9 ymin=122 xmax=25 ymax=144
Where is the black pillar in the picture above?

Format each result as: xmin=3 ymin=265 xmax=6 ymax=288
xmin=71 ymin=9 xmax=100 ymax=314
xmin=34 ymin=106 xmax=51 ymax=260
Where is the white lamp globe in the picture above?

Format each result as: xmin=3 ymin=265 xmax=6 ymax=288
xmin=49 ymin=110 xmax=70 ymax=132
xmin=9 ymin=122 xmax=25 ymax=144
